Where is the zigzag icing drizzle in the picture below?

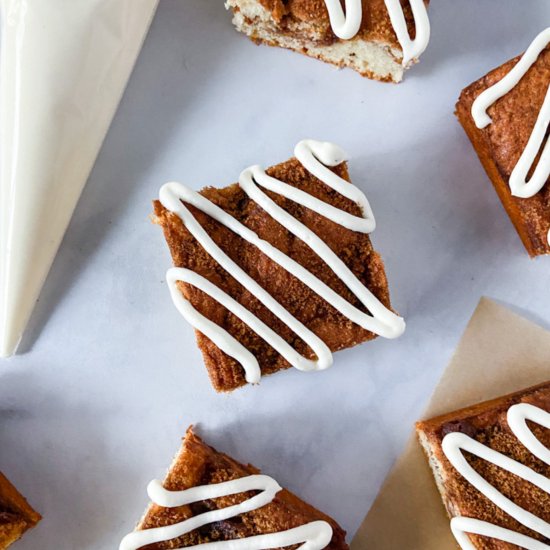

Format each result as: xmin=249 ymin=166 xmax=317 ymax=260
xmin=471 ymin=27 xmax=550 ymax=246
xmin=472 ymin=27 xmax=550 ymax=199
xmin=160 ymin=140 xmax=405 ymax=385
xmin=442 ymin=403 xmax=550 ymax=550
xmin=119 ymin=474 xmax=333 ymax=550
xmin=323 ymin=0 xmax=430 ymax=65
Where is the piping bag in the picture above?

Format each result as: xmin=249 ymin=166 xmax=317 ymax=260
xmin=0 ymin=0 xmax=158 ymax=358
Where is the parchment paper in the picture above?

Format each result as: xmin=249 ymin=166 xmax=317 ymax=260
xmin=352 ymin=297 xmax=550 ymax=549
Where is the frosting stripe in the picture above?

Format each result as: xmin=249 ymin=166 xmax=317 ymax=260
xmin=450 ymin=517 xmax=549 ymax=550
xmin=119 ymin=475 xmax=333 ymax=550
xmin=442 ymin=403 xmax=550 ymax=549
xmin=509 ymin=87 xmax=550 ymax=199
xmin=160 ymin=140 xmax=405 ymax=384
xmin=472 ymin=28 xmax=550 ymax=130
xmin=471 ymin=27 xmax=550 ymax=201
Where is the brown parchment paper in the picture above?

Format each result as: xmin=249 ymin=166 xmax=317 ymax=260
xmin=352 ymin=297 xmax=550 ymax=549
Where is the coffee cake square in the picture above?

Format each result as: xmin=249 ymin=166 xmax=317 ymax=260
xmin=120 ymin=428 xmax=348 ymax=549
xmin=417 ymin=381 xmax=550 ymax=549
xmin=154 ymin=141 xmax=403 ymax=391
xmin=456 ymin=33 xmax=550 ymax=257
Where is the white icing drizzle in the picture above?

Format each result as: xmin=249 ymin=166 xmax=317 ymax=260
xmin=160 ymin=139 xmax=405 ymax=385
xmin=323 ymin=0 xmax=430 ymax=66
xmin=442 ymin=403 xmax=550 ymax=549
xmin=471 ymin=27 xmax=550 ymax=247
xmin=119 ymin=474 xmax=333 ymax=550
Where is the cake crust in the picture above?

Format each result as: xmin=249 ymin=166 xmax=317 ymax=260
xmin=154 ymin=156 xmax=393 ymax=392
xmin=456 ymin=48 xmax=550 ymax=257
xmin=416 ymin=381 xmax=550 ymax=550
xmin=0 ymin=472 xmax=41 ymax=550
xmin=135 ymin=427 xmax=348 ymax=549
xmin=226 ymin=0 xmax=429 ymax=82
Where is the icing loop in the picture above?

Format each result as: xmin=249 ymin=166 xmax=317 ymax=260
xmin=323 ymin=0 xmax=430 ymax=66
xmin=471 ymin=27 xmax=550 ymax=201
xmin=119 ymin=475 xmax=333 ymax=550
xmin=383 ymin=0 xmax=430 ymax=66
xmin=294 ymin=139 xmax=376 ymax=232
xmin=323 ymin=0 xmax=362 ymax=40
xmin=160 ymin=140 xmax=405 ymax=385
xmin=442 ymin=403 xmax=550 ymax=549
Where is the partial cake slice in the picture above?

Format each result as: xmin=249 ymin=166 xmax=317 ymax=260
xmin=154 ymin=141 xmax=402 ymax=392
xmin=456 ymin=38 xmax=550 ymax=257
xmin=120 ymin=427 xmax=348 ymax=549
xmin=416 ymin=381 xmax=550 ymax=550
xmin=225 ymin=0 xmax=430 ymax=83
xmin=0 ymin=472 xmax=41 ymax=550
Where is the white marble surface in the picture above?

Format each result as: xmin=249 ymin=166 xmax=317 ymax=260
xmin=1 ymin=1 xmax=550 ymax=548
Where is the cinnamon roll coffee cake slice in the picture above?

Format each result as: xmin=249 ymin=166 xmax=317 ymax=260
xmin=456 ymin=27 xmax=550 ymax=257
xmin=416 ymin=381 xmax=550 ymax=549
xmin=0 ymin=472 xmax=41 ymax=550
xmin=119 ymin=427 xmax=348 ymax=549
xmin=154 ymin=140 xmax=404 ymax=392
xmin=225 ymin=0 xmax=430 ymax=82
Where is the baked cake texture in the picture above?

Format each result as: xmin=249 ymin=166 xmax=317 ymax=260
xmin=154 ymin=149 xmax=397 ymax=392
xmin=416 ymin=381 xmax=550 ymax=550
xmin=124 ymin=427 xmax=348 ymax=549
xmin=456 ymin=46 xmax=550 ymax=257
xmin=225 ymin=0 xmax=429 ymax=82
xmin=0 ymin=472 xmax=41 ymax=550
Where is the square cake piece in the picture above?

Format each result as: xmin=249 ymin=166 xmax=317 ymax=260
xmin=119 ymin=428 xmax=348 ymax=549
xmin=154 ymin=140 xmax=403 ymax=392
xmin=0 ymin=472 xmax=41 ymax=550
xmin=416 ymin=381 xmax=550 ymax=550
xmin=456 ymin=33 xmax=550 ymax=257
xmin=225 ymin=0 xmax=430 ymax=83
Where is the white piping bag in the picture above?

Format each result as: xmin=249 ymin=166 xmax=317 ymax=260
xmin=0 ymin=0 xmax=159 ymax=358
